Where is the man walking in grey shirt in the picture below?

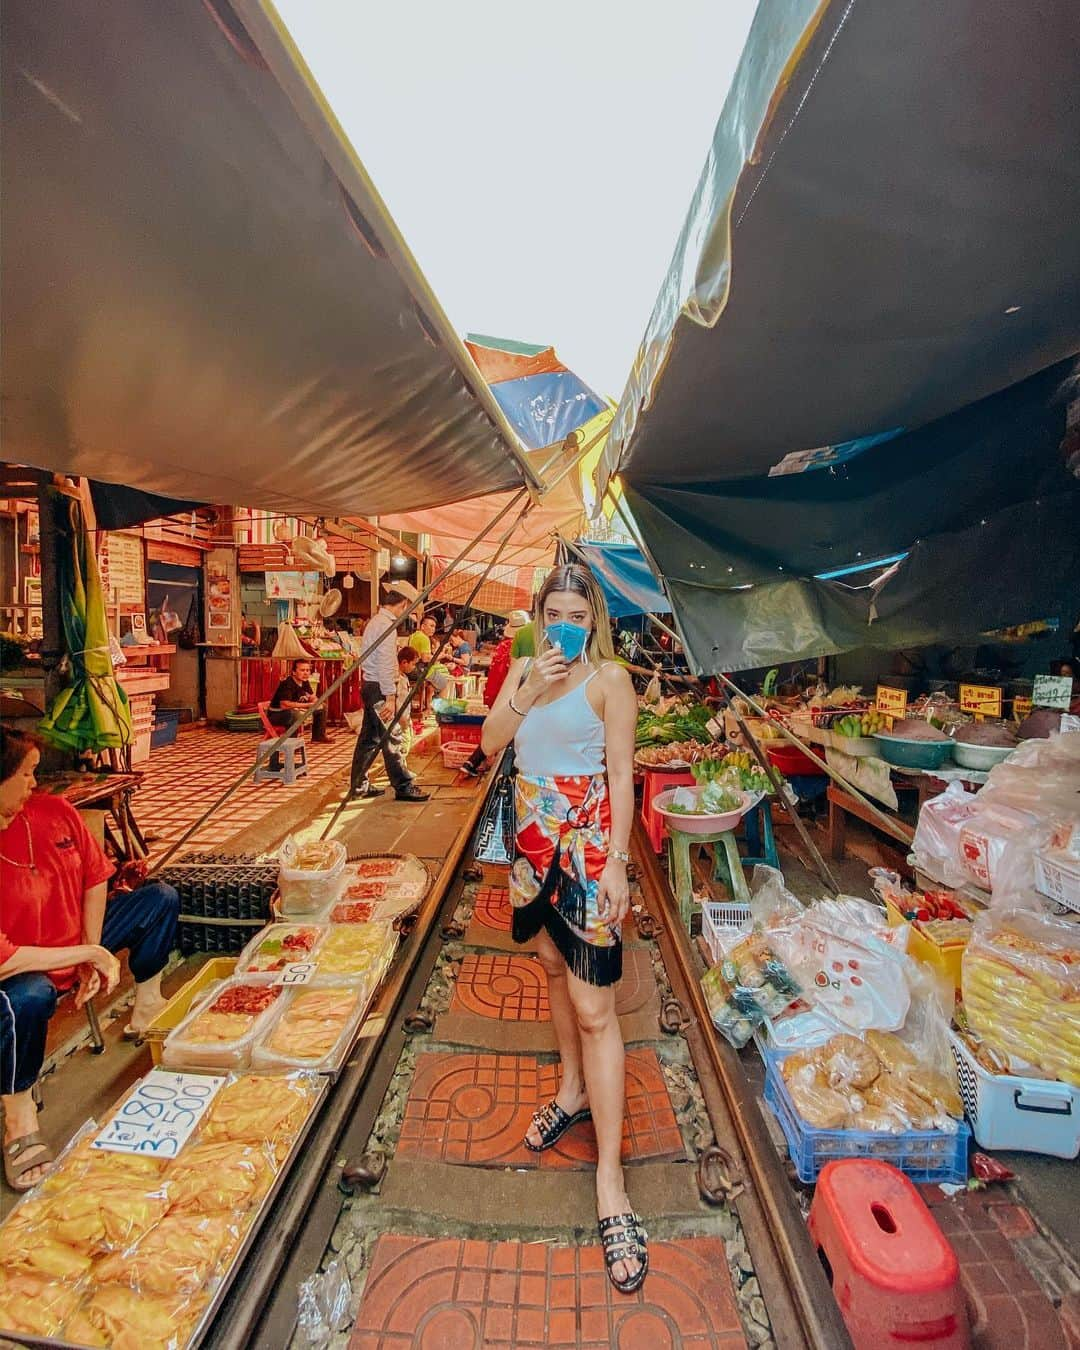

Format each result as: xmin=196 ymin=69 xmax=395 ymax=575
xmin=349 ymin=581 xmax=430 ymax=802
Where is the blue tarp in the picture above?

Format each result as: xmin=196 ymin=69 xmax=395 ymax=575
xmin=489 ymin=372 xmax=606 ymax=451
xmin=574 ymin=542 xmax=670 ymax=619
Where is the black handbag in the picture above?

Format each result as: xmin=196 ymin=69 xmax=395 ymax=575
xmin=471 ymin=745 xmax=517 ymax=866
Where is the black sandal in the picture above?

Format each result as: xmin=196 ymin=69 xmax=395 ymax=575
xmin=598 ymin=1211 xmax=649 ymax=1294
xmin=523 ymin=1099 xmax=592 ymax=1152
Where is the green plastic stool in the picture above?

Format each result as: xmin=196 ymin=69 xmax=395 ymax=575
xmin=666 ymin=825 xmax=751 ymax=937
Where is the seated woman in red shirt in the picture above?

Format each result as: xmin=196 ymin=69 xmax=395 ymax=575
xmin=0 ymin=729 xmax=180 ymax=1190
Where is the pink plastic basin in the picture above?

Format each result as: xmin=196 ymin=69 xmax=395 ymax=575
xmin=652 ymin=787 xmax=754 ymax=835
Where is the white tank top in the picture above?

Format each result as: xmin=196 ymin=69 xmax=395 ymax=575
xmin=514 ymin=668 xmax=605 ymax=777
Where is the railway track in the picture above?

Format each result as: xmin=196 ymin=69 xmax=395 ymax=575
xmin=205 ymin=789 xmax=851 ymax=1349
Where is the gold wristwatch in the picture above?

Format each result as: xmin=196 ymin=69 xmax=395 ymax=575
xmin=608 ymin=847 xmax=631 ymax=864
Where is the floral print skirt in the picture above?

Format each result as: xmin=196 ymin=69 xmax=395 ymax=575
xmin=509 ymin=772 xmax=621 ymax=988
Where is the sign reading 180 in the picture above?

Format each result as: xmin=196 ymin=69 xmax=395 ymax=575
xmin=92 ymin=1070 xmax=225 ymax=1157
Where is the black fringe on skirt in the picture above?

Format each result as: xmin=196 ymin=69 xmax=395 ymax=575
xmin=511 ymin=854 xmax=622 ymax=988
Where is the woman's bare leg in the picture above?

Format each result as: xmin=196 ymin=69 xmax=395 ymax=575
xmin=566 ymin=968 xmax=640 ymax=1285
xmin=525 ymin=930 xmax=587 ymax=1146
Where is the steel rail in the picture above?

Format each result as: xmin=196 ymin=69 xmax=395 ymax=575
xmin=207 ymin=773 xmax=492 ymax=1350
xmin=631 ymin=816 xmax=853 ymax=1350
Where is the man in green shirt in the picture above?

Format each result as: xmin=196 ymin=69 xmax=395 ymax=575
xmin=510 ymin=619 xmax=536 ymax=660
xmin=408 ymin=615 xmax=436 ymax=661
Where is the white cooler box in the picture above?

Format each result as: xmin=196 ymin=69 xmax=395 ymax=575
xmin=950 ymin=1030 xmax=1079 ymax=1160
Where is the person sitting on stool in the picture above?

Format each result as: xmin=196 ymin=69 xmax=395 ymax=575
xmin=269 ymin=658 xmax=328 ymax=743
xmin=0 ymin=728 xmax=180 ymax=1191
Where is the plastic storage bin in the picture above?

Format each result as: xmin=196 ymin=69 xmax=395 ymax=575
xmin=765 ymin=743 xmax=822 ymax=777
xmin=162 ymin=976 xmax=286 ymax=1071
xmin=1033 ymin=848 xmax=1080 ymax=913
xmin=441 ymin=740 xmax=477 ymax=769
xmin=144 ymin=958 xmax=237 ymax=1065
xmin=235 ymin=923 xmax=329 ymax=981
xmin=701 ymin=901 xmax=753 ymax=964
xmin=763 ymin=1051 xmax=970 ymax=1184
xmin=883 ymin=897 xmax=969 ymax=990
xmin=950 ymin=1031 xmax=1079 ymax=1159
xmin=438 ymin=719 xmax=483 ymax=747
xmin=252 ymin=982 xmax=373 ymax=1074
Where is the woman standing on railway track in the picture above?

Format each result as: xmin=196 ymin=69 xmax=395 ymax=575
xmin=480 ymin=562 xmax=647 ymax=1293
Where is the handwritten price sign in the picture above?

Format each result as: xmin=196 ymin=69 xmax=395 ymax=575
xmin=1033 ymin=674 xmax=1073 ymax=710
xmin=274 ymin=960 xmax=316 ymax=987
xmin=1012 ymin=695 xmax=1033 ymax=723
xmin=876 ymin=686 xmax=908 ymax=722
xmin=93 ymin=1070 xmax=225 ymax=1158
xmin=959 ymin=684 xmax=1003 ymax=719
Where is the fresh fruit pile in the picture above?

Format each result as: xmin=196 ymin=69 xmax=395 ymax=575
xmin=690 ymin=752 xmax=774 ymax=796
xmin=834 ymin=709 xmax=888 ymax=738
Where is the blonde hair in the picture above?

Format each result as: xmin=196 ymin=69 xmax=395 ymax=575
xmin=533 ymin=563 xmax=616 ymax=665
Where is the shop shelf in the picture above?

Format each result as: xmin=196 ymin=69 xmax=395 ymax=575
xmin=763 ymin=1051 xmax=970 ymax=1185
xmin=950 ymin=1031 xmax=1078 ymax=1159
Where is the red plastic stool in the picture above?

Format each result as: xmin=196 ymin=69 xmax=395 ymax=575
xmin=808 ymin=1159 xmax=969 ymax=1349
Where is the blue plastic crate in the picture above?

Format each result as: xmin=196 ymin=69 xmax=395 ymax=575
xmin=763 ymin=1050 xmax=970 ymax=1185
xmin=435 ymin=711 xmax=485 ymax=726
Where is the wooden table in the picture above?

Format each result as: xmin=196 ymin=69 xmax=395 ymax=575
xmin=826 ymin=783 xmax=916 ymax=865
xmin=37 ymin=770 xmax=147 ymax=861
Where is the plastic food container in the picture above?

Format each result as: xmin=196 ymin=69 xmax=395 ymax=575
xmin=145 ymin=958 xmax=237 ymax=1065
xmin=235 ymin=923 xmax=328 ymax=982
xmin=872 ymin=733 xmax=955 ymax=770
xmin=162 ymin=978 xmax=286 ymax=1071
xmin=278 ymin=838 xmax=347 ymax=916
xmin=311 ymin=922 xmax=397 ymax=986
xmin=652 ymin=787 xmax=755 ymax=835
xmin=252 ymin=983 xmax=372 ymax=1074
xmin=883 ymin=898 xmax=968 ymax=990
xmin=950 ymin=1031 xmax=1079 ymax=1159
xmin=763 ymin=1052 xmax=970 ymax=1184
xmin=951 ymin=741 xmax=1016 ymax=771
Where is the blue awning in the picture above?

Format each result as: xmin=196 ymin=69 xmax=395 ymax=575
xmin=574 ymin=542 xmax=670 ymax=619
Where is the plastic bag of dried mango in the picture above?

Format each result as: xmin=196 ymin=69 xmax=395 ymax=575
xmin=961 ymin=906 xmax=1080 ymax=1087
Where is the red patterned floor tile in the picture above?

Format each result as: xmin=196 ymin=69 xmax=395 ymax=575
xmin=397 ymin=1050 xmax=685 ymax=1169
xmin=450 ymin=948 xmax=657 ymax=1022
xmin=473 ymin=885 xmax=513 ymax=932
xmin=451 ymin=954 xmax=550 ymax=1021
xmin=349 ymin=1235 xmax=743 ymax=1348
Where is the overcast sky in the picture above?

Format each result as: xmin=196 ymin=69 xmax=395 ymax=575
xmin=275 ymin=0 xmax=758 ymax=401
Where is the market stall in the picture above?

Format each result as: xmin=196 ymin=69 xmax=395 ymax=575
xmin=0 ymin=844 xmax=429 ymax=1349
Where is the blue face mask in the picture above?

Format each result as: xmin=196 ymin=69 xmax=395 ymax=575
xmin=545 ymin=621 xmax=589 ymax=662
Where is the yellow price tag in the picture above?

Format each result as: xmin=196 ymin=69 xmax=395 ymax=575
xmin=959 ymin=684 xmax=1003 ymax=720
xmin=875 ymin=686 xmax=908 ymax=726
xmin=1012 ymin=695 xmax=1033 ymax=723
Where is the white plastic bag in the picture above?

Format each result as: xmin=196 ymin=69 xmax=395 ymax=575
xmin=911 ymin=783 xmax=978 ymax=888
xmin=768 ymin=901 xmax=911 ymax=1032
xmin=278 ymin=837 xmax=347 ymax=915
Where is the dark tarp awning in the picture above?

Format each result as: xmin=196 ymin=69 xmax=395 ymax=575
xmin=2 ymin=0 xmax=536 ymax=518
xmin=598 ymin=0 xmax=1080 ymax=670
